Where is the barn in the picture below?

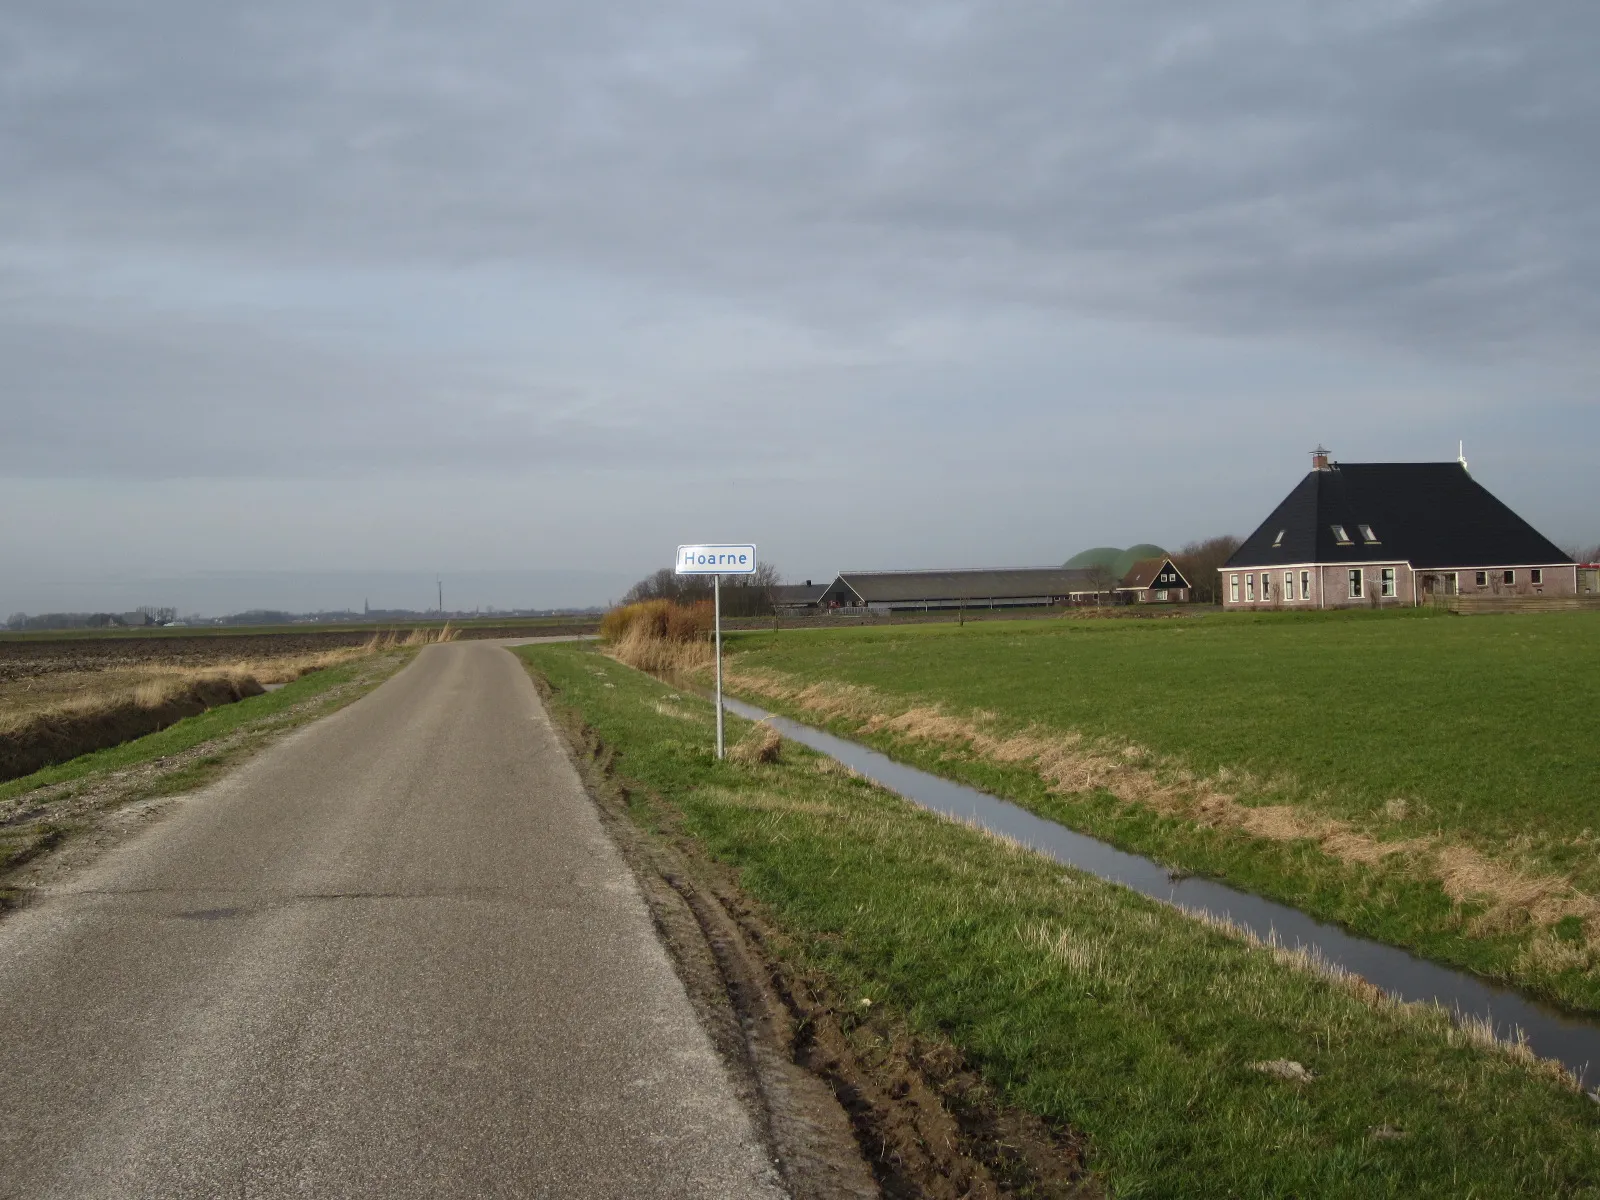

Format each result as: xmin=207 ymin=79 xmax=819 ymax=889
xmin=818 ymin=568 xmax=1100 ymax=612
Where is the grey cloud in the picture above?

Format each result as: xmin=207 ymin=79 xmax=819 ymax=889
xmin=3 ymin=1 xmax=1596 ymax=351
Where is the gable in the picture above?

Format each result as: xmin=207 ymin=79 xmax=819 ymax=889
xmin=1119 ymin=558 xmax=1190 ymax=590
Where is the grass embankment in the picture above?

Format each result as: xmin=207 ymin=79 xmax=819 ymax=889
xmin=0 ymin=649 xmax=414 ymax=885
xmin=520 ymin=640 xmax=1600 ymax=1197
xmin=718 ymin=609 xmax=1600 ymax=1011
xmin=0 ymin=627 xmax=455 ymax=783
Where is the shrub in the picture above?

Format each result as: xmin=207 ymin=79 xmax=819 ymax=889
xmin=600 ymin=600 xmax=713 ymax=644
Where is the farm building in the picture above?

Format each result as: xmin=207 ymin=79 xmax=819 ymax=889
xmin=1116 ymin=558 xmax=1192 ymax=603
xmin=1221 ymin=448 xmax=1576 ymax=610
xmin=818 ymin=568 xmax=1101 ymax=612
xmin=769 ymin=581 xmax=828 ymax=614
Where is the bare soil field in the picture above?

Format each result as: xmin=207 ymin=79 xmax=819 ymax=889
xmin=0 ymin=632 xmax=373 ymax=685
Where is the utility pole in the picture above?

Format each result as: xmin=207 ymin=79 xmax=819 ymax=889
xmin=437 ymin=577 xmax=443 ymax=619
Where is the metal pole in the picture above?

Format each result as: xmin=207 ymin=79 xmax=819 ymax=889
xmin=714 ymin=575 xmax=725 ymax=760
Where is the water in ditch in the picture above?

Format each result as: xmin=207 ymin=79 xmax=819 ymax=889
xmin=719 ymin=693 xmax=1600 ymax=1088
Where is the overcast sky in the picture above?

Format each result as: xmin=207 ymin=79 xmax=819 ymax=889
xmin=3 ymin=1 xmax=1596 ymax=614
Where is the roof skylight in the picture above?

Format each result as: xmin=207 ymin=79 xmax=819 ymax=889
xmin=1272 ymin=529 xmax=1285 ymax=547
xmin=1359 ymin=524 xmax=1379 ymax=543
xmin=1331 ymin=524 xmax=1352 ymax=544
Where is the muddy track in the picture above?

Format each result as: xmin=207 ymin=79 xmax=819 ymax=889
xmin=535 ymin=672 xmax=1097 ymax=1200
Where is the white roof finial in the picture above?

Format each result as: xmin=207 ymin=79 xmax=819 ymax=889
xmin=1458 ymin=440 xmax=1468 ymax=471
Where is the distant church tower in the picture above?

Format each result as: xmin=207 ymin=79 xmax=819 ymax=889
xmin=364 ymin=598 xmax=369 ymax=615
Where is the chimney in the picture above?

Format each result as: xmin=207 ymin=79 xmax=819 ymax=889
xmin=805 ymin=580 xmax=812 ymax=586
xmin=1311 ymin=444 xmax=1331 ymax=471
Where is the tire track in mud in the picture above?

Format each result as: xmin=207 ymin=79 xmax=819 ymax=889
xmin=536 ymin=671 xmax=1097 ymax=1200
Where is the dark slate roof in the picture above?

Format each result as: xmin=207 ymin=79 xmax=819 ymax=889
xmin=833 ymin=568 xmax=1099 ymax=603
xmin=1225 ymin=462 xmax=1572 ymax=570
xmin=769 ymin=583 xmax=828 ymax=605
xmin=1118 ymin=558 xmax=1191 ymax=590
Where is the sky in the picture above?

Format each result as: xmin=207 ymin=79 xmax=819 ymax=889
xmin=3 ymin=1 xmax=1596 ymax=615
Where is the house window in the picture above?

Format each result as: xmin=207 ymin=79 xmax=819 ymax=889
xmin=1230 ymin=574 xmax=1240 ymax=603
xmin=1381 ymin=567 xmax=1396 ymax=598
xmin=1284 ymin=571 xmax=1295 ymax=601
xmin=1154 ymin=589 xmax=1168 ymax=601
xmin=1272 ymin=529 xmax=1285 ymax=548
xmin=1503 ymin=570 xmax=1515 ymax=586
xmin=1262 ymin=573 xmax=1272 ymax=601
xmin=1475 ymin=571 xmax=1488 ymax=587
xmin=1301 ymin=570 xmax=1311 ymax=601
xmin=1348 ymin=568 xmax=1363 ymax=599
xmin=1531 ymin=568 xmax=1543 ymax=585
xmin=1331 ymin=525 xmax=1352 ymax=544
xmin=1359 ymin=524 xmax=1380 ymax=544
xmin=1445 ymin=572 xmax=1458 ymax=595
xmin=1246 ymin=574 xmax=1255 ymax=602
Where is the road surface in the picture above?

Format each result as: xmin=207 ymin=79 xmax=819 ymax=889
xmin=0 ymin=641 xmax=786 ymax=1198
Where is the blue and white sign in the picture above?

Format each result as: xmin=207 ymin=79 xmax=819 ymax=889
xmin=676 ymin=544 xmax=757 ymax=575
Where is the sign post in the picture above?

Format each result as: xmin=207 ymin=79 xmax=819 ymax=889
xmin=675 ymin=544 xmax=757 ymax=759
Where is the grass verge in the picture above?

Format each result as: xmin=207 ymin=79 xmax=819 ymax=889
xmin=0 ymin=651 xmax=412 ymax=888
xmin=518 ymin=640 xmax=1600 ymax=1199
xmin=715 ymin=611 xmax=1600 ymax=1011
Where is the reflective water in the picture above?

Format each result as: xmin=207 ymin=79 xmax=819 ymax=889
xmin=720 ymin=694 xmax=1600 ymax=1086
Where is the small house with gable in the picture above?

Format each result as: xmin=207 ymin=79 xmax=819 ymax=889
xmin=1117 ymin=558 xmax=1191 ymax=604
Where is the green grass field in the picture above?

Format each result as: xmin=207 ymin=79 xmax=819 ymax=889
xmin=716 ymin=608 xmax=1600 ymax=1010
xmin=519 ymin=640 xmax=1600 ymax=1198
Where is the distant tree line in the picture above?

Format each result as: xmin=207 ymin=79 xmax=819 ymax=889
xmin=5 ymin=607 xmax=177 ymax=631
xmin=621 ymin=562 xmax=782 ymax=618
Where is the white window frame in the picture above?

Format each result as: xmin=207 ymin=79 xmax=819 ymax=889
xmin=1359 ymin=524 xmax=1379 ymax=544
xmin=1262 ymin=573 xmax=1271 ymax=601
xmin=1531 ymin=568 xmax=1543 ymax=585
xmin=1301 ymin=570 xmax=1311 ymax=602
xmin=1272 ymin=529 xmax=1285 ymax=547
xmin=1154 ymin=589 xmax=1168 ymax=601
xmin=1475 ymin=570 xmax=1488 ymax=587
xmin=1246 ymin=574 xmax=1255 ymax=602
xmin=1348 ymin=568 xmax=1363 ymax=599
xmin=1230 ymin=573 xmax=1240 ymax=603
xmin=1503 ymin=570 xmax=1515 ymax=586
xmin=1445 ymin=572 xmax=1458 ymax=595
xmin=1380 ymin=567 xmax=1396 ymax=598
xmin=1284 ymin=571 xmax=1295 ymax=601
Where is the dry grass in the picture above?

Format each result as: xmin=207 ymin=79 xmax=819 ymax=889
xmin=605 ymin=623 xmax=716 ymax=673
xmin=726 ymin=664 xmax=1600 ymax=955
xmin=0 ymin=629 xmax=452 ymax=736
xmin=728 ymin=721 xmax=783 ymax=765
xmin=600 ymin=600 xmax=713 ymax=643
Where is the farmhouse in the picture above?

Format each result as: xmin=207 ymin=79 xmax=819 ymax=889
xmin=1116 ymin=558 xmax=1192 ymax=604
xmin=1221 ymin=448 xmax=1576 ymax=610
xmin=819 ymin=568 xmax=1100 ymax=612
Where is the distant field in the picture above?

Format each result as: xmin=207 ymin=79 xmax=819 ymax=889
xmin=0 ymin=614 xmax=598 ymax=643
xmin=721 ymin=609 xmax=1600 ymax=1009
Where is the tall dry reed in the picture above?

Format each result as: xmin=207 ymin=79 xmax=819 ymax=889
xmin=599 ymin=600 xmax=716 ymax=672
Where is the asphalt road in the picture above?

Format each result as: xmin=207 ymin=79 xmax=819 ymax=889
xmin=0 ymin=641 xmax=787 ymax=1199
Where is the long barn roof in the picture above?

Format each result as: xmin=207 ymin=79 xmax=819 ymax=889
xmin=1226 ymin=462 xmax=1571 ymax=570
xmin=832 ymin=567 xmax=1100 ymax=603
